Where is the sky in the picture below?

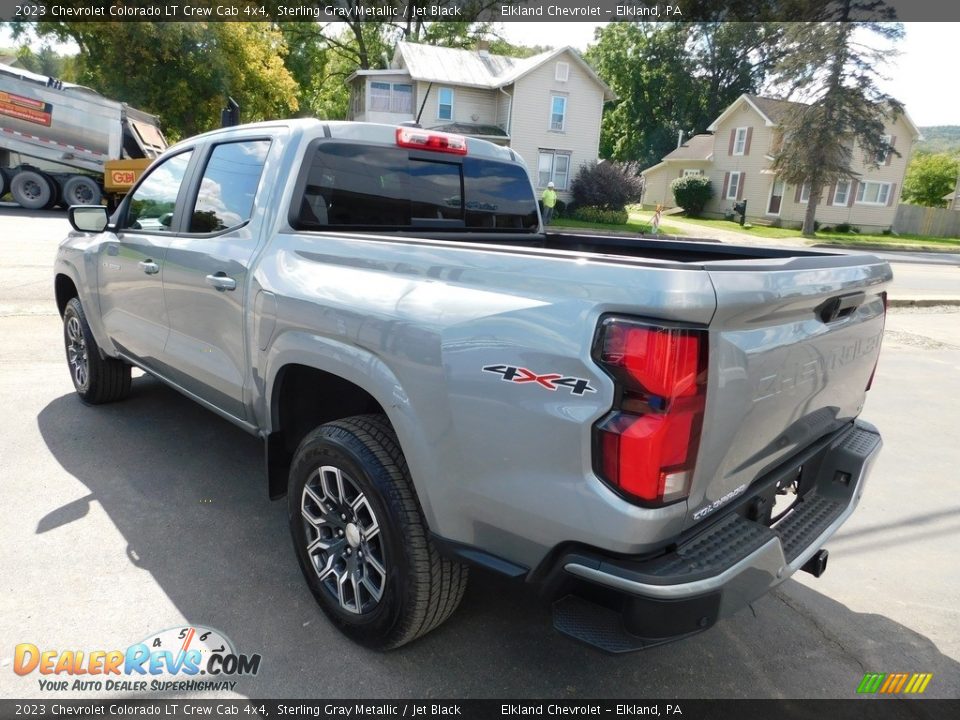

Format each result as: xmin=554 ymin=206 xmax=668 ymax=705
xmin=2 ymin=21 xmax=956 ymax=127
xmin=497 ymin=21 xmax=960 ymax=127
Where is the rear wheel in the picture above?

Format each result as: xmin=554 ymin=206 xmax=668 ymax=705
xmin=63 ymin=298 xmax=131 ymax=404
xmin=62 ymin=175 xmax=102 ymax=206
xmin=10 ymin=170 xmax=53 ymax=210
xmin=288 ymin=414 xmax=468 ymax=649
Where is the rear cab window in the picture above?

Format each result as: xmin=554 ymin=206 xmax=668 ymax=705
xmin=292 ymin=143 xmax=539 ymax=233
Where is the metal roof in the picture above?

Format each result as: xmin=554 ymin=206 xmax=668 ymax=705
xmin=393 ymin=42 xmax=615 ymax=100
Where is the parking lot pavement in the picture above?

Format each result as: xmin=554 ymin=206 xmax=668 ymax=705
xmin=1 ymin=207 xmax=958 ymax=699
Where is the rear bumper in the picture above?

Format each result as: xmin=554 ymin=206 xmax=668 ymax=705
xmin=552 ymin=420 xmax=882 ymax=650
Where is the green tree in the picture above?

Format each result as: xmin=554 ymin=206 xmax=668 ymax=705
xmin=587 ymin=22 xmax=782 ymax=168
xmin=770 ymin=6 xmax=904 ymax=235
xmin=15 ymin=44 xmax=78 ymax=82
xmin=902 ymin=153 xmax=960 ymax=208
xmin=587 ymin=23 xmax=696 ymax=167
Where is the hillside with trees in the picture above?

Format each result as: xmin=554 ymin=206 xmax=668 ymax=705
xmin=916 ymin=127 xmax=960 ymax=156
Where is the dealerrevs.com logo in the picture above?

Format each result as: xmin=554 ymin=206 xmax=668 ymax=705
xmin=13 ymin=626 xmax=261 ymax=693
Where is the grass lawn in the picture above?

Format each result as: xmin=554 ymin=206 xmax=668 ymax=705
xmin=668 ymin=215 xmax=960 ymax=248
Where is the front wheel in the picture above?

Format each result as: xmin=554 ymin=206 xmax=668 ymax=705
xmin=288 ymin=414 xmax=468 ymax=649
xmin=63 ymin=298 xmax=131 ymax=404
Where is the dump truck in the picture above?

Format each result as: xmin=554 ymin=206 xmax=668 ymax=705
xmin=0 ymin=62 xmax=166 ymax=210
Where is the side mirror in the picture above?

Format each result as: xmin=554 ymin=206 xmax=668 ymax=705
xmin=68 ymin=205 xmax=109 ymax=233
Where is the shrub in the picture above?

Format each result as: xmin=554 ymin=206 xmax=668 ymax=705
xmin=669 ymin=175 xmax=713 ymax=217
xmin=571 ymin=161 xmax=644 ymax=211
xmin=554 ymin=199 xmax=567 ymax=218
xmin=834 ymin=223 xmax=851 ymax=233
xmin=571 ymin=205 xmax=629 ymax=225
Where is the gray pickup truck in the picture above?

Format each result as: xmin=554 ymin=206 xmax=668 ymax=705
xmin=54 ymin=120 xmax=889 ymax=652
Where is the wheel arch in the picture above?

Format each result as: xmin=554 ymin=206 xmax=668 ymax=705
xmin=262 ymin=340 xmax=435 ymax=528
xmin=55 ymin=273 xmax=79 ymax=317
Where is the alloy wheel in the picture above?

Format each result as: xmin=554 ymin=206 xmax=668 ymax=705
xmin=301 ymin=465 xmax=387 ymax=614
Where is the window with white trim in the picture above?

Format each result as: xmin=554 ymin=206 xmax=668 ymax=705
xmin=856 ymin=181 xmax=892 ymax=205
xmin=550 ymin=96 xmax=567 ymax=131
xmin=682 ymin=169 xmax=703 ymax=177
xmin=799 ymin=182 xmax=810 ymax=203
xmin=875 ymin=135 xmax=892 ymax=164
xmin=437 ymin=87 xmax=454 ymax=120
xmin=733 ymin=127 xmax=748 ymax=155
xmin=727 ymin=171 xmax=742 ymax=200
xmin=555 ymin=62 xmax=569 ymax=82
xmin=833 ymin=179 xmax=850 ymax=206
xmin=369 ymin=82 xmax=413 ymax=114
xmin=538 ymin=150 xmax=571 ymax=190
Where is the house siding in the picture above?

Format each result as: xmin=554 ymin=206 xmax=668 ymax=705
xmin=508 ymin=50 xmax=605 ymax=201
xmin=703 ymin=101 xmax=778 ymax=218
xmin=418 ymin=81 xmax=499 ymax=128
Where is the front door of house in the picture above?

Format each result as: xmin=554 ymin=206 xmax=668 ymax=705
xmin=768 ymin=180 xmax=784 ymax=215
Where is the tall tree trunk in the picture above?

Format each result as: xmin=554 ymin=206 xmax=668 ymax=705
xmin=802 ymin=187 xmax=822 ymax=237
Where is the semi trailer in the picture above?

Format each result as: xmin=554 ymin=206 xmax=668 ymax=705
xmin=0 ymin=62 xmax=166 ymax=210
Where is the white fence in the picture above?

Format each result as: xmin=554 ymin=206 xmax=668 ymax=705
xmin=892 ymin=204 xmax=960 ymax=238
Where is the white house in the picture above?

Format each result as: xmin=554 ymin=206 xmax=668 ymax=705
xmin=347 ymin=41 xmax=615 ymax=201
xmin=642 ymin=93 xmax=922 ymax=232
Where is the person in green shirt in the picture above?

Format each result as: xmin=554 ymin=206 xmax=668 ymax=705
xmin=541 ymin=182 xmax=557 ymax=225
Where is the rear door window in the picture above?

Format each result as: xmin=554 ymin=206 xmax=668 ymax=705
xmin=295 ymin=143 xmax=538 ymax=232
xmin=189 ymin=139 xmax=271 ymax=233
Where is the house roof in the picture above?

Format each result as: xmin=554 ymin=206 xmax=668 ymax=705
xmin=662 ymin=134 xmax=714 ymax=161
xmin=429 ymin=122 xmax=509 ymax=138
xmin=393 ymin=42 xmax=615 ymax=101
xmin=707 ymin=93 xmax=923 ymax=139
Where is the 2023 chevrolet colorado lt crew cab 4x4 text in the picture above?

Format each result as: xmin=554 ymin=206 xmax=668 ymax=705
xmin=55 ymin=120 xmax=889 ymax=652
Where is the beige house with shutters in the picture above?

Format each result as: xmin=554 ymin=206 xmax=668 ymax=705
xmin=346 ymin=41 xmax=615 ymax=201
xmin=642 ymin=94 xmax=922 ymax=232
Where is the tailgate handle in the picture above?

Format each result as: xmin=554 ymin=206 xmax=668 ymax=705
xmin=816 ymin=292 xmax=865 ymax=324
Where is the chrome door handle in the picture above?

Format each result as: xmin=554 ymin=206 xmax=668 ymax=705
xmin=138 ymin=260 xmax=159 ymax=275
xmin=205 ymin=273 xmax=237 ymax=292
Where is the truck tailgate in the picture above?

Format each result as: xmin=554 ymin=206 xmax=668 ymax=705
xmin=686 ymin=254 xmax=891 ymax=530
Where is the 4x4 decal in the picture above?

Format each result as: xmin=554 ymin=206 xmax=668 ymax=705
xmin=482 ymin=365 xmax=597 ymax=396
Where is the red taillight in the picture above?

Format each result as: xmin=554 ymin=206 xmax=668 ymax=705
xmin=593 ymin=319 xmax=707 ymax=505
xmin=865 ymin=291 xmax=887 ymax=391
xmin=395 ymin=127 xmax=468 ymax=155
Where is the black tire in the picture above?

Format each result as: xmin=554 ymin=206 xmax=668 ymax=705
xmin=10 ymin=170 xmax=53 ymax=210
xmin=62 ymin=175 xmax=103 ymax=206
xmin=63 ymin=297 xmax=131 ymax=404
xmin=43 ymin=173 xmax=61 ymax=210
xmin=288 ymin=414 xmax=468 ymax=649
xmin=0 ymin=167 xmax=8 ymax=198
